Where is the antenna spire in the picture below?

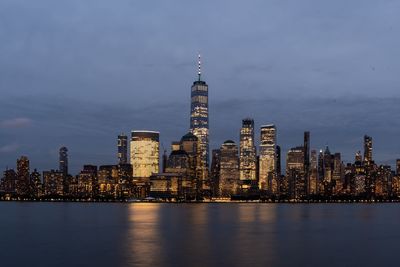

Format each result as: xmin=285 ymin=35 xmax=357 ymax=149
xmin=198 ymin=53 xmax=201 ymax=81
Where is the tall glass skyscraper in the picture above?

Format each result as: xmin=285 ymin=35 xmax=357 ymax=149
xmin=190 ymin=54 xmax=209 ymax=182
xmin=219 ymin=140 xmax=239 ymax=197
xmin=364 ymin=135 xmax=372 ymax=165
xmin=239 ymin=118 xmax=256 ymax=181
xmin=259 ymin=124 xmax=277 ymax=191
xmin=59 ymin=146 xmax=68 ymax=176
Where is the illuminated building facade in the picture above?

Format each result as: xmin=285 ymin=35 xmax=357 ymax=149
xmin=190 ymin=55 xmax=209 ymax=184
xmin=396 ymin=159 xmax=400 ymax=175
xmin=332 ymin=153 xmax=343 ymax=194
xmin=166 ymin=150 xmax=190 ymax=174
xmin=364 ymin=135 xmax=373 ymax=165
xmin=43 ymin=170 xmax=64 ymax=196
xmin=276 ymin=145 xmax=281 ymax=177
xmin=303 ymin=131 xmax=310 ymax=195
xmin=59 ymin=147 xmax=68 ymax=177
xmin=78 ymin=165 xmax=98 ymax=197
xmin=98 ymin=165 xmax=118 ymax=196
xmin=30 ymin=169 xmax=42 ymax=197
xmin=180 ymin=132 xmax=200 ymax=182
xmin=2 ymin=169 xmax=17 ymax=194
xmin=310 ymin=149 xmax=318 ymax=194
xmin=118 ymin=134 xmax=128 ymax=164
xmin=219 ymin=140 xmax=239 ymax=197
xmin=210 ymin=149 xmax=221 ymax=197
xmin=130 ymin=131 xmax=160 ymax=180
xmin=239 ymin=118 xmax=257 ymax=181
xmin=323 ymin=147 xmax=333 ymax=183
xmin=259 ymin=125 xmax=277 ymax=192
xmin=286 ymin=146 xmax=305 ymax=199
xmin=16 ymin=156 xmax=30 ymax=196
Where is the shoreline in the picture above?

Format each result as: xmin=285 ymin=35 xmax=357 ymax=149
xmin=1 ymin=199 xmax=400 ymax=204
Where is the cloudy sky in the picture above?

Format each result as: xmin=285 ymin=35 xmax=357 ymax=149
xmin=1 ymin=0 xmax=400 ymax=173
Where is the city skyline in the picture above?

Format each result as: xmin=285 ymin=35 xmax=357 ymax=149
xmin=2 ymin=56 xmax=399 ymax=201
xmin=2 ymin=56 xmax=399 ymax=174
xmin=2 ymin=2 xmax=400 ymax=267
xmin=1 ymin=61 xmax=399 ymax=202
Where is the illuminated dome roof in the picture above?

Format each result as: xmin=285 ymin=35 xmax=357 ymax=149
xmin=181 ymin=132 xmax=198 ymax=142
xmin=223 ymin=140 xmax=236 ymax=145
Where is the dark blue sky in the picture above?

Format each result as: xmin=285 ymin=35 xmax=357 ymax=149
xmin=1 ymin=0 xmax=400 ymax=173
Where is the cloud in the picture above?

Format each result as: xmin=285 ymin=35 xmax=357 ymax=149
xmin=0 ymin=143 xmax=19 ymax=153
xmin=0 ymin=118 xmax=33 ymax=129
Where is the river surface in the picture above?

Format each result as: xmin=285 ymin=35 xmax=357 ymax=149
xmin=0 ymin=202 xmax=399 ymax=267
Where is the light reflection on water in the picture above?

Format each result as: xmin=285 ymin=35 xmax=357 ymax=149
xmin=1 ymin=203 xmax=400 ymax=267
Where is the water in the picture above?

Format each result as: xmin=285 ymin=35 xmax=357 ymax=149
xmin=0 ymin=202 xmax=399 ymax=267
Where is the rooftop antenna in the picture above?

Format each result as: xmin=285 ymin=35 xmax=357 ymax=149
xmin=198 ymin=53 xmax=201 ymax=81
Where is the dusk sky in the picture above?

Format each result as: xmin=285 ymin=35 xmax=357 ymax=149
xmin=1 ymin=0 xmax=400 ymax=173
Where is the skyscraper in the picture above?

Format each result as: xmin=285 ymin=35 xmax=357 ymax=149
xmin=303 ymin=131 xmax=310 ymax=195
xmin=16 ymin=156 xmax=30 ymax=196
xmin=259 ymin=124 xmax=277 ymax=191
xmin=310 ymin=149 xmax=318 ymax=194
xmin=364 ymin=135 xmax=372 ymax=165
xmin=59 ymin=147 xmax=68 ymax=177
xmin=117 ymin=134 xmax=128 ymax=164
xmin=43 ymin=170 xmax=64 ymax=196
xmin=130 ymin=131 xmax=160 ymax=180
xmin=276 ymin=145 xmax=281 ymax=177
xmin=332 ymin=153 xmax=343 ymax=194
xmin=190 ymin=54 xmax=209 ymax=183
xmin=180 ymin=132 xmax=200 ymax=181
xmin=219 ymin=140 xmax=239 ymax=197
xmin=210 ymin=149 xmax=221 ymax=197
xmin=286 ymin=146 xmax=305 ymax=199
xmin=239 ymin=118 xmax=256 ymax=181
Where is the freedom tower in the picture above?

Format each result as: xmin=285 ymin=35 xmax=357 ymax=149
xmin=190 ymin=54 xmax=209 ymax=184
